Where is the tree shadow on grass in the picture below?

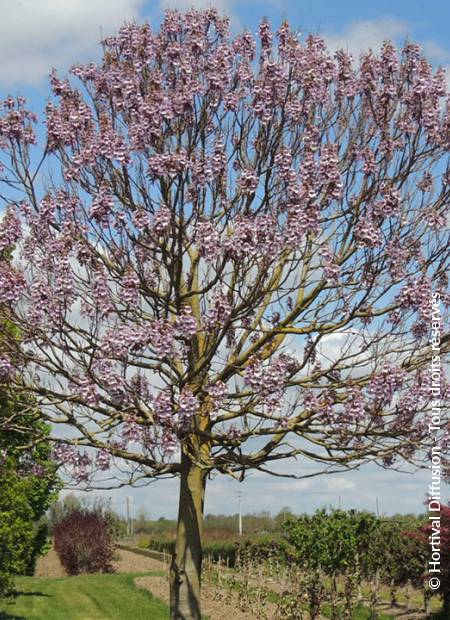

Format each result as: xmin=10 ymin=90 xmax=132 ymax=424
xmin=0 ymin=589 xmax=51 ymax=620
xmin=12 ymin=591 xmax=50 ymax=597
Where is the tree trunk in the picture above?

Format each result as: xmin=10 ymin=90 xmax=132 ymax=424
xmin=170 ymin=452 xmax=207 ymax=620
xmin=442 ymin=592 xmax=449 ymax=620
xmin=423 ymin=588 xmax=432 ymax=619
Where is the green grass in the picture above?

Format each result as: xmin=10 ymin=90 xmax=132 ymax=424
xmin=0 ymin=572 xmax=169 ymax=620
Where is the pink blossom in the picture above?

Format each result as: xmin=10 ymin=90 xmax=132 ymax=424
xmin=0 ymin=206 xmax=22 ymax=251
xmin=0 ymin=356 xmax=14 ymax=382
xmin=122 ymin=417 xmax=143 ymax=444
xmin=395 ymin=276 xmax=433 ymax=321
xmin=153 ymin=391 xmax=173 ymax=423
xmin=354 ymin=211 xmax=382 ymax=248
xmin=95 ymin=449 xmax=111 ymax=471
xmin=160 ymin=430 xmax=178 ymax=455
xmin=194 ymin=221 xmax=221 ymax=261
xmin=320 ymin=246 xmax=340 ymax=281
xmin=0 ymin=263 xmax=25 ymax=305
xmin=175 ymin=307 xmax=197 ymax=339
xmin=204 ymin=293 xmax=232 ymax=330
xmin=368 ymin=364 xmax=406 ymax=408
xmin=149 ymin=319 xmax=175 ymax=356
xmin=121 ymin=268 xmax=140 ymax=305
xmin=153 ymin=206 xmax=171 ymax=235
xmin=344 ymin=386 xmax=366 ymax=420
xmin=238 ymin=169 xmax=258 ymax=195
xmin=177 ymin=388 xmax=199 ymax=423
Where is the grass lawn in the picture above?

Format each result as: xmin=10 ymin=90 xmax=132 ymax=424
xmin=0 ymin=572 xmax=169 ymax=620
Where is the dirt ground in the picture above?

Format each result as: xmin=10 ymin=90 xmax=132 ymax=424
xmin=34 ymin=546 xmax=67 ymax=577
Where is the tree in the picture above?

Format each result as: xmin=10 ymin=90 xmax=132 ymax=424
xmin=0 ymin=9 xmax=449 ymax=618
xmin=47 ymin=492 xmax=83 ymax=531
xmin=0 ymin=390 xmax=59 ymax=596
xmin=134 ymin=508 xmax=151 ymax=534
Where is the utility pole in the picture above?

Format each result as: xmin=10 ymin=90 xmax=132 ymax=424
xmin=237 ymin=491 xmax=243 ymax=536
xmin=126 ymin=496 xmax=131 ymax=538
xmin=376 ymin=497 xmax=380 ymax=517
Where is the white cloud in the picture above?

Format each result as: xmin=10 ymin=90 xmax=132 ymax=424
xmin=323 ymin=477 xmax=356 ymax=492
xmin=0 ymin=0 xmax=145 ymax=86
xmin=422 ymin=40 xmax=450 ymax=62
xmin=160 ymin=0 xmax=229 ymax=8
xmin=324 ymin=18 xmax=409 ymax=58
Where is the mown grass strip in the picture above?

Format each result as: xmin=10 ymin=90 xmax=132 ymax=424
xmin=0 ymin=572 xmax=168 ymax=620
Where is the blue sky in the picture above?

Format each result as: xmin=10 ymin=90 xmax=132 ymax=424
xmin=1 ymin=0 xmax=448 ymax=518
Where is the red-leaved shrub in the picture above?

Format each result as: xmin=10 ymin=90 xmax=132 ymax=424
xmin=53 ymin=509 xmax=116 ymax=575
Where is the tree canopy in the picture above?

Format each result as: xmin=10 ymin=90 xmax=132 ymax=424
xmin=0 ymin=9 xmax=448 ymax=618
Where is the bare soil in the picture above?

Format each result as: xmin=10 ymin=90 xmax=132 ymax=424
xmin=34 ymin=546 xmax=67 ymax=577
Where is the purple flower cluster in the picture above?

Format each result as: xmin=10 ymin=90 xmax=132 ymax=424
xmin=194 ymin=221 xmax=221 ymax=261
xmin=90 ymin=187 xmax=114 ymax=226
xmin=206 ymin=380 xmax=227 ymax=416
xmin=0 ymin=356 xmax=14 ymax=382
xmin=224 ymin=215 xmax=281 ymax=259
xmin=244 ymin=355 xmax=290 ymax=409
xmin=121 ymin=269 xmax=140 ymax=305
xmin=0 ymin=206 xmax=22 ymax=251
xmin=395 ymin=276 xmax=433 ymax=321
xmin=122 ymin=416 xmax=143 ymax=445
xmin=238 ymin=169 xmax=258 ymax=195
xmin=320 ymin=246 xmax=340 ymax=281
xmin=177 ymin=388 xmax=199 ymax=422
xmin=0 ymin=263 xmax=25 ymax=304
xmin=354 ymin=211 xmax=382 ymax=248
xmin=373 ymin=185 xmax=401 ymax=218
xmin=153 ymin=206 xmax=171 ymax=235
xmin=368 ymin=364 xmax=406 ymax=407
xmin=53 ymin=444 xmax=93 ymax=483
xmin=100 ymin=324 xmax=146 ymax=358
xmin=0 ymin=96 xmax=36 ymax=146
xmin=344 ymin=385 xmax=366 ymax=420
xmin=30 ymin=463 xmax=47 ymax=477
xmin=95 ymin=449 xmax=111 ymax=471
xmin=153 ymin=391 xmax=173 ymax=424
xmin=319 ymin=143 xmax=342 ymax=199
xmin=90 ymin=270 xmax=114 ymax=317
xmin=149 ymin=319 xmax=175 ymax=356
xmin=175 ymin=307 xmax=197 ymax=339
xmin=204 ymin=293 xmax=232 ymax=330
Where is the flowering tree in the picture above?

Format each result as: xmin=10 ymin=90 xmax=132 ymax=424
xmin=0 ymin=9 xmax=449 ymax=619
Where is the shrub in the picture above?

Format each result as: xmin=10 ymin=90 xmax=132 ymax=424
xmin=0 ymin=389 xmax=59 ymax=597
xmin=53 ymin=509 xmax=116 ymax=575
